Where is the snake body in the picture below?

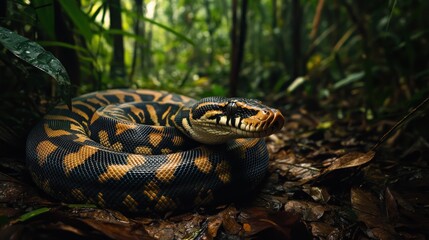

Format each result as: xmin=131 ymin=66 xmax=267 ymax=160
xmin=26 ymin=89 xmax=284 ymax=213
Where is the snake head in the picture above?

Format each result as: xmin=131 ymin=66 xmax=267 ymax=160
xmin=186 ymin=97 xmax=285 ymax=144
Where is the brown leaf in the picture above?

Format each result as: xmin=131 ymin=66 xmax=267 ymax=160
xmin=323 ymin=151 xmax=375 ymax=173
xmin=238 ymin=207 xmax=308 ymax=239
xmin=309 ymin=222 xmax=337 ymax=238
xmin=302 ymin=185 xmax=331 ymax=203
xmin=284 ymin=200 xmax=327 ymax=221
xmin=351 ymin=188 xmax=397 ymax=239
xmin=220 ymin=207 xmax=241 ymax=235
xmin=207 ymin=216 xmax=222 ymax=238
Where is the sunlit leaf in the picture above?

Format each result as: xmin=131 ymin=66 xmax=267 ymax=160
xmin=103 ymin=29 xmax=146 ymax=44
xmin=120 ymin=8 xmax=195 ymax=46
xmin=333 ymin=71 xmax=365 ymax=89
xmin=287 ymin=76 xmax=307 ymax=93
xmin=141 ymin=16 xmax=195 ymax=46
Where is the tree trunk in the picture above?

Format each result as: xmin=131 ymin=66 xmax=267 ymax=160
xmin=129 ymin=0 xmax=144 ymax=83
xmin=53 ymin=0 xmax=81 ymax=92
xmin=0 ymin=0 xmax=6 ymax=20
xmin=108 ymin=0 xmax=126 ymax=85
xmin=291 ymin=0 xmax=303 ymax=81
xmin=229 ymin=0 xmax=248 ymax=97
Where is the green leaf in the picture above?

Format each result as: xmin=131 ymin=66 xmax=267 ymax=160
xmin=333 ymin=71 xmax=365 ymax=89
xmin=0 ymin=26 xmax=71 ymax=107
xmin=17 ymin=207 xmax=51 ymax=222
xmin=142 ymin=16 xmax=195 ymax=46
xmin=121 ymin=8 xmax=195 ymax=46
xmin=103 ymin=29 xmax=147 ymax=44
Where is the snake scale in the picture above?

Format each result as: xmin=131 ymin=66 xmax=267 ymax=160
xmin=26 ymin=89 xmax=285 ymax=213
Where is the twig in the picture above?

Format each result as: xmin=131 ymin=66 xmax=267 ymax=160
xmin=371 ymin=96 xmax=429 ymax=151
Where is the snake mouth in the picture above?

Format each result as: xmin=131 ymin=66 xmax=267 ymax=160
xmin=233 ymin=109 xmax=285 ymax=137
xmin=194 ymin=109 xmax=285 ymax=139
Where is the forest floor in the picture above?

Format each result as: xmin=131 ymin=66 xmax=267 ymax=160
xmin=0 ymin=105 xmax=428 ymax=240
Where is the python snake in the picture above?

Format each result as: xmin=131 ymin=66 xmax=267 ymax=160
xmin=26 ymin=89 xmax=285 ymax=213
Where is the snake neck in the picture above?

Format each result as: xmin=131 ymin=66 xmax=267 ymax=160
xmin=172 ymin=108 xmax=194 ymax=140
xmin=172 ymin=107 xmax=238 ymax=145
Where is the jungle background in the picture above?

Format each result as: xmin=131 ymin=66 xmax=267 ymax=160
xmin=0 ymin=0 xmax=428 ymax=239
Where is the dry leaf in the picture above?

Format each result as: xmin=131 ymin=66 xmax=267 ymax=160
xmin=351 ymin=188 xmax=397 ymax=239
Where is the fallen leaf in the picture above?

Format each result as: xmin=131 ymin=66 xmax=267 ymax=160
xmin=238 ymin=207 xmax=309 ymax=239
xmin=309 ymin=222 xmax=337 ymax=238
xmin=351 ymin=188 xmax=397 ymax=239
xmin=323 ymin=151 xmax=375 ymax=173
xmin=284 ymin=200 xmax=327 ymax=221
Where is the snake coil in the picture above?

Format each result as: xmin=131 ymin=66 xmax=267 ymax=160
xmin=26 ymin=89 xmax=284 ymax=213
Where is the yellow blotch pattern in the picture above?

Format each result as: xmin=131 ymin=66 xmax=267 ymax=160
xmin=215 ymin=160 xmax=231 ymax=183
xmin=45 ymin=115 xmax=81 ymax=126
xmin=98 ymin=154 xmax=146 ymax=182
xmin=161 ymin=148 xmax=173 ymax=154
xmin=72 ymin=107 xmax=90 ymax=121
xmin=146 ymin=105 xmax=159 ymax=125
xmin=63 ymin=146 xmax=98 ymax=174
xmin=98 ymin=130 xmax=110 ymax=147
xmin=71 ymin=188 xmax=85 ymax=201
xmin=70 ymin=123 xmax=86 ymax=135
xmin=123 ymin=194 xmax=138 ymax=211
xmin=148 ymin=133 xmax=162 ymax=147
xmin=115 ymin=122 xmax=136 ymax=136
xmin=172 ymin=135 xmax=184 ymax=146
xmin=161 ymin=106 xmax=172 ymax=121
xmin=98 ymin=130 xmax=125 ymax=151
xmin=36 ymin=140 xmax=58 ymax=166
xmin=74 ymin=133 xmax=90 ymax=143
xmin=155 ymin=195 xmax=176 ymax=211
xmin=134 ymin=146 xmax=152 ymax=154
xmin=128 ymin=105 xmax=146 ymax=122
xmin=44 ymin=124 xmax=71 ymax=137
xmin=90 ymin=111 xmax=100 ymax=124
xmin=194 ymin=156 xmax=213 ymax=174
xmin=143 ymin=181 xmax=159 ymax=201
xmin=97 ymin=192 xmax=105 ymax=207
xmin=155 ymin=155 xmax=182 ymax=182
